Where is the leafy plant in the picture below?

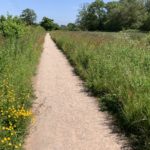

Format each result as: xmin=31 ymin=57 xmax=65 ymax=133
xmin=0 ymin=15 xmax=26 ymax=38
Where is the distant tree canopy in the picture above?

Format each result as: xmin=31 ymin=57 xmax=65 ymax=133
xmin=59 ymin=25 xmax=66 ymax=30
xmin=20 ymin=8 xmax=37 ymax=25
xmin=40 ymin=17 xmax=59 ymax=31
xmin=77 ymin=0 xmax=150 ymax=31
xmin=67 ymin=23 xmax=79 ymax=31
xmin=2 ymin=1 xmax=150 ymax=32
xmin=77 ymin=0 xmax=105 ymax=31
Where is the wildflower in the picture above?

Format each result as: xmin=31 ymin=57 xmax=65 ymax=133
xmin=7 ymin=137 xmax=11 ymax=141
xmin=15 ymin=145 xmax=18 ymax=149
xmin=8 ymin=143 xmax=12 ymax=146
xmin=11 ymin=133 xmax=14 ymax=136
xmin=1 ymin=140 xmax=4 ymax=143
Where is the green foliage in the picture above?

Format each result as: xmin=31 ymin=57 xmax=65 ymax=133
xmin=0 ymin=15 xmax=26 ymax=38
xmin=52 ymin=23 xmax=60 ymax=30
xmin=20 ymin=8 xmax=37 ymax=25
xmin=119 ymin=0 xmax=147 ymax=29
xmin=77 ymin=0 xmax=150 ymax=31
xmin=77 ymin=0 xmax=105 ymax=31
xmin=40 ymin=17 xmax=60 ymax=31
xmin=105 ymin=0 xmax=147 ymax=31
xmin=0 ymin=8 xmax=46 ymax=150
xmin=0 ymin=26 xmax=45 ymax=149
xmin=67 ymin=23 xmax=79 ymax=31
xmin=141 ymin=0 xmax=150 ymax=30
xmin=104 ymin=1 xmax=123 ymax=31
xmin=51 ymin=31 xmax=150 ymax=150
xmin=60 ymin=25 xmax=67 ymax=30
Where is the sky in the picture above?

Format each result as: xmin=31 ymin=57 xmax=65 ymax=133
xmin=0 ymin=0 xmax=112 ymax=25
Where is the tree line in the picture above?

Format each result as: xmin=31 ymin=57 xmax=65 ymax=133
xmin=42 ymin=0 xmax=150 ymax=31
xmin=0 ymin=8 xmax=60 ymax=34
xmin=77 ymin=0 xmax=150 ymax=31
xmin=1 ymin=0 xmax=150 ymax=32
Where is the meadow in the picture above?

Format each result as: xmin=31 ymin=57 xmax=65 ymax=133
xmin=51 ymin=31 xmax=150 ymax=150
xmin=0 ymin=26 xmax=45 ymax=150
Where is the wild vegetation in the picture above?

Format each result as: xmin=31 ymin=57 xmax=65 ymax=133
xmin=0 ymin=15 xmax=45 ymax=149
xmin=40 ymin=17 xmax=60 ymax=31
xmin=51 ymin=31 xmax=150 ymax=150
xmin=26 ymin=0 xmax=150 ymax=32
xmin=76 ymin=0 xmax=150 ymax=31
xmin=0 ymin=0 xmax=150 ymax=149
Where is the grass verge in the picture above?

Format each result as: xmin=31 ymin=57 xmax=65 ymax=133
xmin=0 ymin=26 xmax=45 ymax=150
xmin=51 ymin=31 xmax=150 ymax=150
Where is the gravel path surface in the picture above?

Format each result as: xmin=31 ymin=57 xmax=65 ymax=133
xmin=25 ymin=33 xmax=127 ymax=150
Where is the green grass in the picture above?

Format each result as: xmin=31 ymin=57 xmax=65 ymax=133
xmin=51 ymin=31 xmax=150 ymax=150
xmin=0 ymin=26 xmax=45 ymax=150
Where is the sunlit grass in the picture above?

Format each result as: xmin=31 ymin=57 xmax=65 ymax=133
xmin=51 ymin=31 xmax=150 ymax=150
xmin=0 ymin=26 xmax=45 ymax=150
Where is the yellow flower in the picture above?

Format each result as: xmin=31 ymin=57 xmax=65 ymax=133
xmin=1 ymin=140 xmax=4 ymax=143
xmin=8 ymin=143 xmax=12 ymax=146
xmin=11 ymin=133 xmax=14 ymax=136
xmin=7 ymin=137 xmax=11 ymax=141
xmin=15 ymin=145 xmax=18 ymax=149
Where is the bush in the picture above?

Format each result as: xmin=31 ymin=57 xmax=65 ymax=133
xmin=0 ymin=15 xmax=26 ymax=38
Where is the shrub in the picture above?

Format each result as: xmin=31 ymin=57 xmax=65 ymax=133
xmin=0 ymin=15 xmax=26 ymax=38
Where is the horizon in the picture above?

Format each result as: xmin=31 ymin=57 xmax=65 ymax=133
xmin=0 ymin=0 xmax=112 ymax=25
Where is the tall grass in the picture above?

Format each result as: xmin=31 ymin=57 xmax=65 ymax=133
xmin=0 ymin=26 xmax=45 ymax=150
xmin=51 ymin=31 xmax=150 ymax=150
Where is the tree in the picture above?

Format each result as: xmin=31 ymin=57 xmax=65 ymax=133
xmin=77 ymin=0 xmax=105 ymax=31
xmin=141 ymin=0 xmax=150 ymax=30
xmin=104 ymin=0 xmax=147 ymax=31
xmin=52 ymin=23 xmax=60 ymax=30
xmin=20 ymin=8 xmax=37 ymax=25
xmin=67 ymin=23 xmax=78 ymax=31
xmin=60 ymin=25 xmax=67 ymax=30
xmin=76 ymin=4 xmax=88 ymax=30
xmin=76 ymin=0 xmax=149 ymax=31
xmin=104 ymin=1 xmax=122 ymax=31
xmin=40 ymin=17 xmax=59 ymax=31
xmin=119 ymin=0 xmax=147 ymax=29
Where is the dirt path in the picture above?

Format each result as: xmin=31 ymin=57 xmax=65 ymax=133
xmin=25 ymin=33 xmax=126 ymax=150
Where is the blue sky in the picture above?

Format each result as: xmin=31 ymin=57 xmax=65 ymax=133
xmin=0 ymin=0 xmax=112 ymax=25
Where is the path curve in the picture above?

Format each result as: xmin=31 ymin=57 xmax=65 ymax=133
xmin=25 ymin=33 xmax=127 ymax=150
